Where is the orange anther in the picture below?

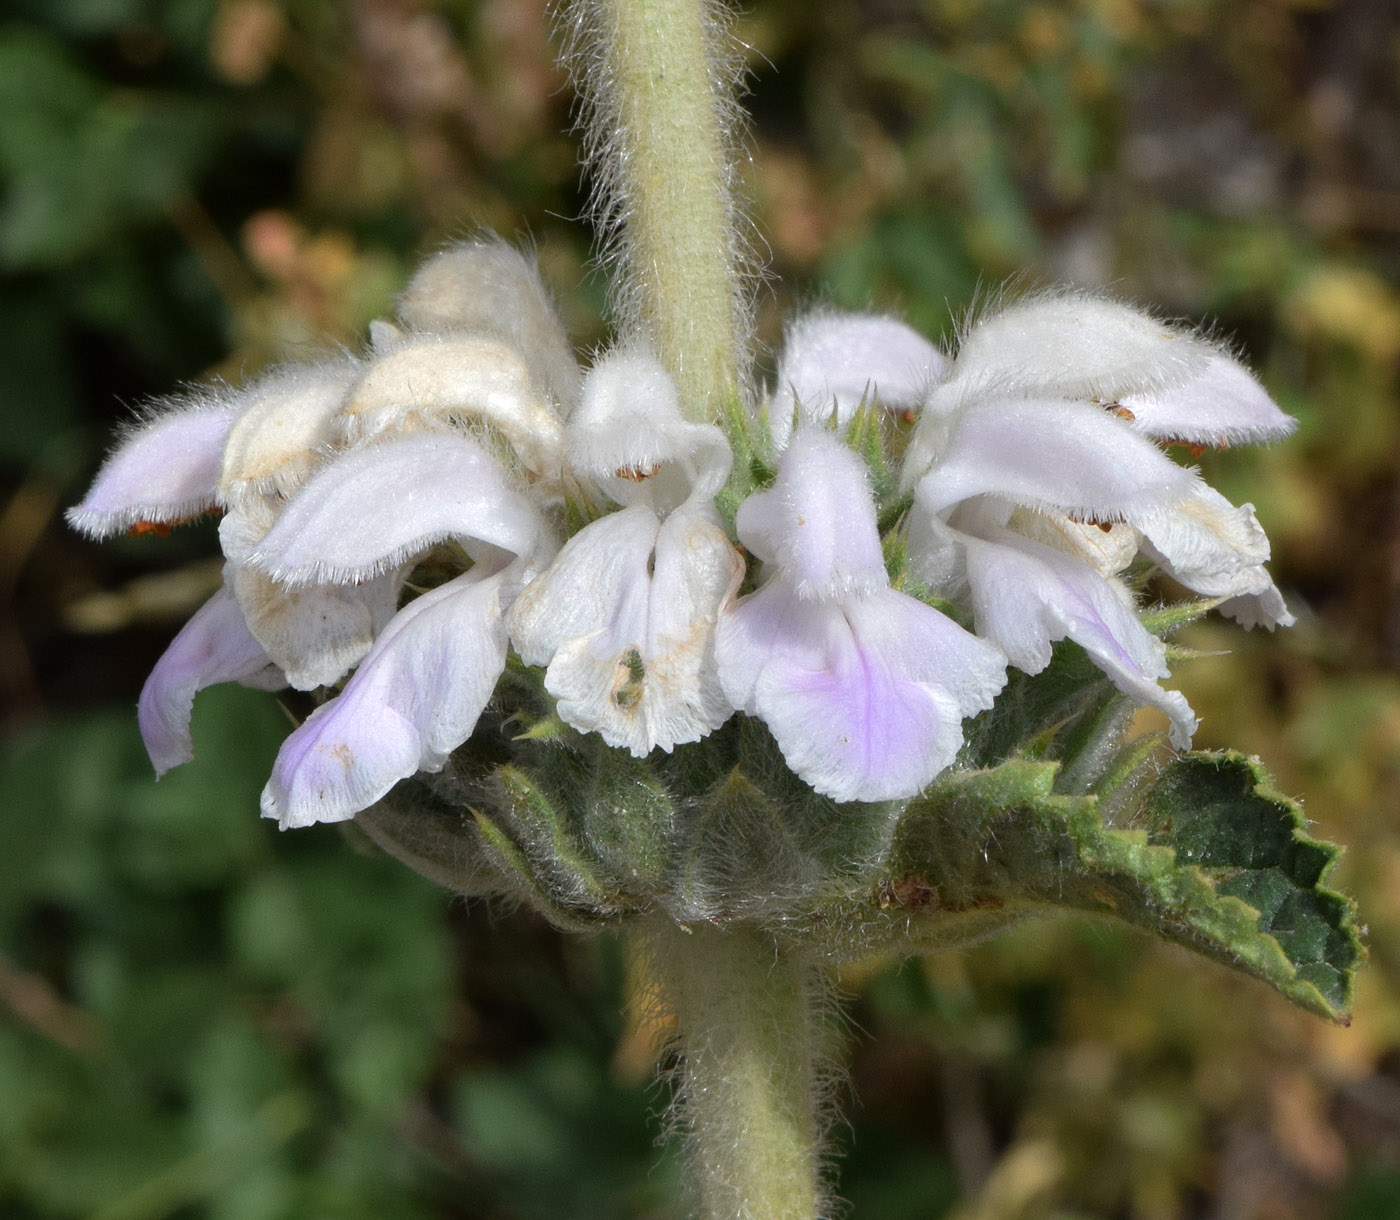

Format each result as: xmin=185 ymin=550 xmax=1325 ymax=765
xmin=127 ymin=520 xmax=173 ymax=538
xmin=1163 ymin=438 xmax=1228 ymax=459
xmin=125 ymin=507 xmax=220 ymax=537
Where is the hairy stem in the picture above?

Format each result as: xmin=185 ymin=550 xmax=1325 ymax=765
xmin=562 ymin=0 xmax=747 ymax=421
xmin=642 ymin=917 xmax=830 ymax=1220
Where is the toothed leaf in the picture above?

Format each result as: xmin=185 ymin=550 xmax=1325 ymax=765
xmin=874 ymin=753 xmax=1360 ymax=1022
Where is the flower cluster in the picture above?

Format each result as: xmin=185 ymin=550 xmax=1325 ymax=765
xmin=71 ymin=242 xmax=1293 ymax=831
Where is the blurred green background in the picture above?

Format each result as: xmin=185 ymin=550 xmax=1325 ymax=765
xmin=3 ymin=0 xmax=1400 ymax=1216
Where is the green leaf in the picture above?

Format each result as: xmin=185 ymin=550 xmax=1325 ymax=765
xmin=876 ymin=753 xmax=1361 ymax=1022
xmin=1143 ymin=752 xmax=1360 ymax=1015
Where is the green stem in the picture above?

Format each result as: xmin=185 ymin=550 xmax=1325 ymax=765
xmin=570 ymin=0 xmax=745 ymax=421
xmin=642 ymin=918 xmax=828 ymax=1220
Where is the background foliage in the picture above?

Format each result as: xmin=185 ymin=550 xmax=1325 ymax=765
xmin=3 ymin=0 xmax=1400 ymax=1216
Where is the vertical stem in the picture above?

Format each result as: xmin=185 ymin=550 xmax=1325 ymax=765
xmin=566 ymin=0 xmax=745 ymax=421
xmin=642 ymin=918 xmax=828 ymax=1220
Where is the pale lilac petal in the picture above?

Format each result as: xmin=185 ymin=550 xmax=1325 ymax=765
xmin=735 ymin=432 xmax=886 ymax=598
xmin=716 ymin=581 xmax=1004 ymax=802
xmin=218 ymin=358 xmax=361 ymax=502
xmin=395 ymin=239 xmax=581 ymax=412
xmin=1121 ymin=352 xmax=1295 ymax=445
xmin=962 ymin=527 xmax=1197 ymax=747
xmin=509 ymin=506 xmax=743 ymax=753
xmin=337 ymin=334 xmax=566 ymax=476
xmin=247 ymin=432 xmax=542 ymax=585
xmin=947 ymin=292 xmax=1213 ymax=403
xmin=137 ymin=584 xmax=282 ymax=776
xmin=769 ymin=312 xmax=946 ymax=446
xmin=912 ymin=397 xmax=1198 ymax=517
xmin=1133 ymin=486 xmax=1294 ymax=628
xmin=261 ymin=570 xmax=510 ymax=828
xmin=567 ymin=349 xmax=732 ymax=508
xmin=843 ymin=589 xmax=1007 ymax=717
xmin=67 ymin=392 xmax=241 ymax=538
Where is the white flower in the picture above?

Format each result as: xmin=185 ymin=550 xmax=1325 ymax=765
xmin=919 ymin=293 xmax=1295 ymax=631
xmin=715 ymin=431 xmax=1006 ymax=803
xmin=908 ymin=294 xmax=1296 ymax=743
xmin=239 ymin=248 xmax=575 ymax=831
xmin=70 ymin=238 xmax=576 ymax=800
xmin=76 ymin=235 xmax=1297 ymax=837
xmin=216 ymin=358 xmax=395 ymax=692
xmin=246 ymin=425 xmax=557 ymax=828
xmin=763 ymin=293 xmax=1294 ymax=748
xmin=391 ymin=237 xmax=583 ymax=415
xmin=337 ymin=332 xmax=569 ymax=480
xmin=508 ymin=349 xmax=744 ymax=755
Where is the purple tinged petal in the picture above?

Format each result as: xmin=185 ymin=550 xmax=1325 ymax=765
xmin=735 ymin=432 xmax=886 ymax=599
xmin=770 ymin=312 xmax=946 ymax=446
xmin=1120 ymin=351 xmax=1296 ymax=445
xmin=248 ymin=432 xmax=543 ymax=585
xmin=138 ymin=584 xmax=281 ymax=776
xmin=961 ymin=527 xmax=1197 ymax=747
xmin=913 ymin=397 xmax=1198 ymax=518
xmin=716 ymin=581 xmax=1005 ymax=802
xmin=67 ymin=392 xmax=241 ymax=538
xmin=724 ymin=428 xmax=1007 ymax=799
xmin=261 ymin=570 xmax=510 ymax=828
xmin=843 ymin=589 xmax=1007 ymax=715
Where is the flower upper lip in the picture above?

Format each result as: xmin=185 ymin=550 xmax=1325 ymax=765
xmin=767 ymin=309 xmax=946 ymax=448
